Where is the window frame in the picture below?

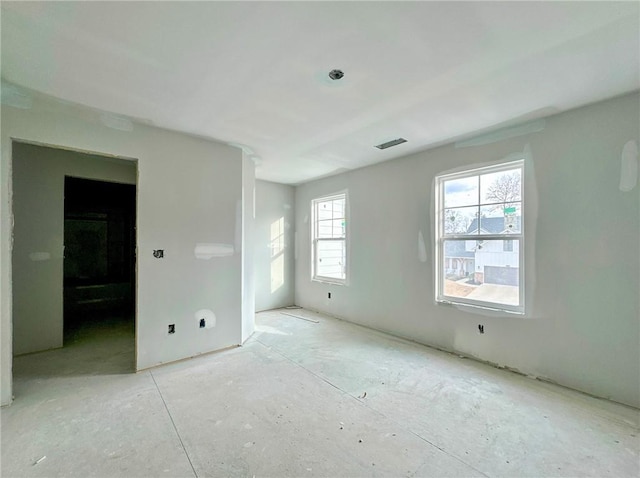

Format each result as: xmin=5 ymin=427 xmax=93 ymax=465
xmin=435 ymin=160 xmax=524 ymax=314
xmin=311 ymin=191 xmax=348 ymax=285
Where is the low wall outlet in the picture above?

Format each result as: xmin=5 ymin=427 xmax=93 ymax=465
xmin=195 ymin=309 xmax=216 ymax=329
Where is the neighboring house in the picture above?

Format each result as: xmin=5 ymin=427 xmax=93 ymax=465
xmin=464 ymin=216 xmax=521 ymax=286
xmin=444 ymin=240 xmax=475 ymax=278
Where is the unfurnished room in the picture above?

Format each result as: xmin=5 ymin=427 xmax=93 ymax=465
xmin=0 ymin=2 xmax=639 ymax=477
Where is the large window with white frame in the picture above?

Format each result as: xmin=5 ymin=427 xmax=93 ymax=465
xmin=312 ymin=192 xmax=347 ymax=283
xmin=435 ymin=160 xmax=524 ymax=313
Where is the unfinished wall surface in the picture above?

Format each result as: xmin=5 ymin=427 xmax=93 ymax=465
xmin=1 ymin=89 xmax=250 ymax=405
xmin=295 ymin=92 xmax=640 ymax=408
xmin=241 ymin=155 xmax=256 ymax=343
xmin=12 ymin=144 xmax=137 ymax=355
xmin=255 ymin=180 xmax=295 ymax=311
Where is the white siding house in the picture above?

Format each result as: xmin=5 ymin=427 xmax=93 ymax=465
xmin=466 ymin=217 xmax=521 ymax=286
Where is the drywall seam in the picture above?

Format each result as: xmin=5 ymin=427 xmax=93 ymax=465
xmin=619 ymin=140 xmax=638 ymax=192
xmin=194 ymin=243 xmax=234 ymax=259
xmin=0 ymin=83 xmax=32 ymax=110
xmin=455 ymin=119 xmax=546 ymax=148
xmin=99 ymin=113 xmax=133 ymax=132
xmin=12 ymin=138 xmax=139 ymax=162
xmin=28 ymin=252 xmax=50 ymax=261
xmin=418 ymin=230 xmax=427 ymax=263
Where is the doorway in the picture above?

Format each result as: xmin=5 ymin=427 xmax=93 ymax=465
xmin=10 ymin=142 xmax=137 ymax=381
xmin=63 ymin=177 xmax=136 ymax=357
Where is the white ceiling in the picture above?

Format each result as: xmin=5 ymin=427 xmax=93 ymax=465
xmin=2 ymin=2 xmax=638 ymax=184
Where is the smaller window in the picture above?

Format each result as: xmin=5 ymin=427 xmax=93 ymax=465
xmin=503 ymin=239 xmax=513 ymax=252
xmin=311 ymin=193 xmax=347 ymax=283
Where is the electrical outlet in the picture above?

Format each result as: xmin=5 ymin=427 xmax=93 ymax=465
xmin=168 ymin=324 xmax=175 ymax=334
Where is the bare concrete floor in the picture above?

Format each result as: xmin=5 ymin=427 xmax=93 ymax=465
xmin=2 ymin=308 xmax=638 ymax=477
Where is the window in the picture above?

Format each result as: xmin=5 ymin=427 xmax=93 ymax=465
xmin=435 ymin=160 xmax=524 ymax=313
xmin=312 ymin=193 xmax=347 ymax=283
xmin=503 ymin=239 xmax=514 ymax=252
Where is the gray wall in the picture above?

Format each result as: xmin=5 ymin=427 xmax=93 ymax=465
xmin=12 ymin=144 xmax=137 ymax=355
xmin=1 ymin=89 xmax=252 ymax=405
xmin=255 ymin=180 xmax=295 ymax=311
xmin=295 ymin=92 xmax=640 ymax=408
xmin=241 ymin=155 xmax=256 ymax=342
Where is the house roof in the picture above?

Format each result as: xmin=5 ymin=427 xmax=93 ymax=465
xmin=445 ymin=216 xmax=520 ymax=260
xmin=467 ymin=216 xmax=521 ymax=235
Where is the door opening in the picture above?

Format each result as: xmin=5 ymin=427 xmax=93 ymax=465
xmin=63 ymin=177 xmax=136 ymax=351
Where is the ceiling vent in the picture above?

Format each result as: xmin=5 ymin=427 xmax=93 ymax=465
xmin=375 ymin=138 xmax=407 ymax=150
xmin=328 ymin=69 xmax=344 ymax=80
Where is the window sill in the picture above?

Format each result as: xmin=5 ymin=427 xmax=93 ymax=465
xmin=436 ymin=298 xmax=524 ymax=316
xmin=312 ymin=277 xmax=347 ymax=286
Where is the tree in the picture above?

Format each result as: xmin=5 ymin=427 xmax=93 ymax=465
xmin=444 ymin=209 xmax=469 ymax=234
xmin=485 ymin=172 xmax=521 ymax=212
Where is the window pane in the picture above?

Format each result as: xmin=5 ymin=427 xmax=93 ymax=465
xmin=331 ymin=218 xmax=345 ymax=237
xmin=317 ymin=219 xmax=333 ymax=239
xmin=478 ymin=204 xmax=521 ymax=234
xmin=503 ymin=208 xmax=521 ymax=234
xmin=316 ymin=197 xmax=345 ymax=238
xmin=480 ymin=168 xmax=521 ymax=205
xmin=316 ymin=239 xmax=345 ymax=279
xmin=317 ymin=202 xmax=334 ymax=220
xmin=444 ymin=176 xmax=478 ymax=208
xmin=445 ymin=206 xmax=479 ymax=235
xmin=443 ymin=239 xmax=520 ymax=306
xmin=317 ymin=219 xmax=345 ymax=239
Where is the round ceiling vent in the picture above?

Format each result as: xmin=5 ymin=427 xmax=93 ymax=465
xmin=328 ymin=69 xmax=344 ymax=80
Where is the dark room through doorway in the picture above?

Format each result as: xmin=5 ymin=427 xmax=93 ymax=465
xmin=63 ymin=177 xmax=136 ymax=355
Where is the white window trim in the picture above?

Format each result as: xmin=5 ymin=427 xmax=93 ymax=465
xmin=311 ymin=191 xmax=348 ymax=285
xmin=435 ymin=160 xmax=525 ymax=314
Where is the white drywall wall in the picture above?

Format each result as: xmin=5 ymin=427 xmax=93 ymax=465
xmin=241 ymin=155 xmax=256 ymax=342
xmin=255 ymin=180 xmax=295 ymax=311
xmin=12 ymin=143 xmax=137 ymax=355
xmin=295 ymin=92 xmax=640 ymax=408
xmin=1 ymin=88 xmax=245 ymax=406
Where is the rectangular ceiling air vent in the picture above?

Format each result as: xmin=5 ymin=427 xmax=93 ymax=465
xmin=375 ymin=138 xmax=407 ymax=150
